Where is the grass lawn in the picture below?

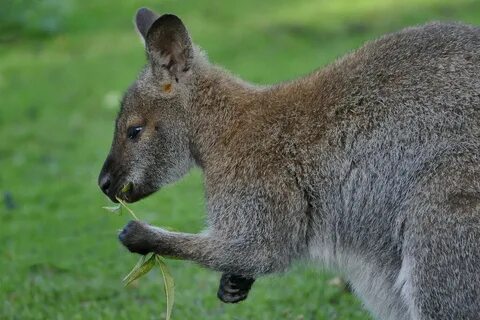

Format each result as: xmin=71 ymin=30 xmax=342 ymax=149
xmin=1 ymin=0 xmax=480 ymax=319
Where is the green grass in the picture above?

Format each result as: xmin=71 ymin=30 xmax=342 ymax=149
xmin=1 ymin=0 xmax=480 ymax=318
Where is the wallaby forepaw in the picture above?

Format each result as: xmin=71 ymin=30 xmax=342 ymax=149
xmin=118 ymin=220 xmax=154 ymax=255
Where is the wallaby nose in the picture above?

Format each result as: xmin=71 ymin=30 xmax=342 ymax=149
xmin=99 ymin=173 xmax=112 ymax=195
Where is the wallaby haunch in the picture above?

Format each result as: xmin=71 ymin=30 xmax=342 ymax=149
xmin=98 ymin=7 xmax=480 ymax=319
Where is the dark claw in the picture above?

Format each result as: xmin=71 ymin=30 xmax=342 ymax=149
xmin=217 ymin=273 xmax=255 ymax=303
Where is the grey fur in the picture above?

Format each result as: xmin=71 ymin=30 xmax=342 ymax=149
xmin=100 ymin=8 xmax=480 ymax=319
xmin=135 ymin=8 xmax=159 ymax=40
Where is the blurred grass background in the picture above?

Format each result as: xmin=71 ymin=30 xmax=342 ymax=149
xmin=2 ymin=0 xmax=480 ymax=319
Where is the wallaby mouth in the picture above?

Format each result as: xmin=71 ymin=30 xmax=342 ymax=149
xmin=117 ymin=183 xmax=157 ymax=204
xmin=110 ymin=180 xmax=158 ymax=204
xmin=98 ymin=178 xmax=136 ymax=203
xmin=98 ymin=157 xmax=139 ymax=203
xmin=98 ymin=164 xmax=158 ymax=203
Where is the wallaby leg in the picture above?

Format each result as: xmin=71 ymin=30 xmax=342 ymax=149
xmin=401 ymin=198 xmax=480 ymax=320
xmin=118 ymin=220 xmax=294 ymax=276
xmin=119 ymin=221 xmax=256 ymax=302
xmin=119 ymin=181 xmax=308 ymax=276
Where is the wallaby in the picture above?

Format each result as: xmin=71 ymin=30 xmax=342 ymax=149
xmin=98 ymin=7 xmax=480 ymax=320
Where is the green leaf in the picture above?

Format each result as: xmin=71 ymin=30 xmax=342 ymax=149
xmin=103 ymin=199 xmax=175 ymax=318
xmin=156 ymin=255 xmax=175 ymax=320
xmin=121 ymin=182 xmax=132 ymax=193
xmin=102 ymin=205 xmax=121 ymax=214
xmin=123 ymin=253 xmax=156 ymax=286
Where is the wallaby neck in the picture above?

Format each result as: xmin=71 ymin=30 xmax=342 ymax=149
xmin=186 ymin=60 xmax=334 ymax=169
xmin=187 ymin=63 xmax=263 ymax=168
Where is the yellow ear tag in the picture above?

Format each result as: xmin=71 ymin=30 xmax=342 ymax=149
xmin=163 ymin=83 xmax=172 ymax=93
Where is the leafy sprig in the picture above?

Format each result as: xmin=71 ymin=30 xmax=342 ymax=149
xmin=103 ymin=189 xmax=175 ymax=320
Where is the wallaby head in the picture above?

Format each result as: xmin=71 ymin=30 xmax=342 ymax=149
xmin=98 ymin=8 xmax=198 ymax=203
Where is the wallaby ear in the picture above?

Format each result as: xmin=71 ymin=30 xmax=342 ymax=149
xmin=145 ymin=14 xmax=194 ymax=80
xmin=135 ymin=7 xmax=160 ymax=42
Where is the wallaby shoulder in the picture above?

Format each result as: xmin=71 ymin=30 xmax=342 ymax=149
xmin=197 ymin=22 xmax=480 ymax=187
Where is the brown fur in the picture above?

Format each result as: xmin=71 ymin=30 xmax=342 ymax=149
xmin=99 ymin=8 xmax=480 ymax=319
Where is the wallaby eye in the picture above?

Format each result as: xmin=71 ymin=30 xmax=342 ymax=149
xmin=127 ymin=126 xmax=143 ymax=140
